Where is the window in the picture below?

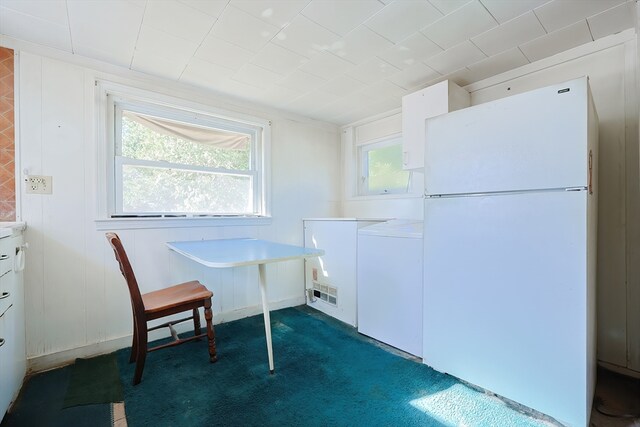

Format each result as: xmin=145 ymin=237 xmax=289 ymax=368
xmin=358 ymin=136 xmax=411 ymax=196
xmin=102 ymin=89 xmax=268 ymax=219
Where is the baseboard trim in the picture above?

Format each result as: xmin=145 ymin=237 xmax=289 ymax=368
xmin=27 ymin=296 xmax=305 ymax=374
xmin=598 ymin=361 xmax=640 ymax=379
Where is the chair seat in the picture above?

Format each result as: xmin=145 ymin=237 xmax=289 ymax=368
xmin=142 ymin=281 xmax=213 ymax=314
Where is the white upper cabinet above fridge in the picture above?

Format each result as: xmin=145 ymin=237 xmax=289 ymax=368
xmin=401 ymin=80 xmax=470 ymax=170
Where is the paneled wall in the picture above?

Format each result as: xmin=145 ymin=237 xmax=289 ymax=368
xmin=18 ymin=52 xmax=341 ymax=370
xmin=0 ymin=47 xmax=15 ymax=220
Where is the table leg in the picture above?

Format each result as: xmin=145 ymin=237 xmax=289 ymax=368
xmin=258 ymin=263 xmax=274 ymax=374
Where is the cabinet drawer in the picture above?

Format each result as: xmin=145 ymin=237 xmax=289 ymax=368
xmin=0 ymin=273 xmax=13 ymax=317
xmin=0 ymin=238 xmax=12 ymax=276
xmin=0 ymin=306 xmax=17 ymax=418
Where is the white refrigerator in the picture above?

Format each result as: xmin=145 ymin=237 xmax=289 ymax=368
xmin=422 ymin=77 xmax=598 ymax=427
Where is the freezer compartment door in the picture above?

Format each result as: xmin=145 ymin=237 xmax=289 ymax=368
xmin=425 ymin=77 xmax=589 ymax=195
xmin=423 ymin=190 xmax=591 ymax=427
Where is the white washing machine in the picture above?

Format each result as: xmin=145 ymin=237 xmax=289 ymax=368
xmin=357 ymin=219 xmax=423 ymax=357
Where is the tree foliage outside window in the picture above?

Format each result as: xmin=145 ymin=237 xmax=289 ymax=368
xmin=359 ymin=137 xmax=410 ymax=195
xmin=115 ymin=108 xmax=259 ymax=215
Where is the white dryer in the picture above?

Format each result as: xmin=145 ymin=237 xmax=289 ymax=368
xmin=357 ymin=219 xmax=423 ymax=357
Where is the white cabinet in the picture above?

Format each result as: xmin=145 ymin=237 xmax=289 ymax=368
xmin=0 ymin=310 xmax=10 ymax=415
xmin=402 ymin=80 xmax=470 ymax=170
xmin=303 ymin=218 xmax=383 ymax=327
xmin=0 ymin=228 xmax=26 ymax=421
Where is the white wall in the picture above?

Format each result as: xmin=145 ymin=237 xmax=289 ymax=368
xmin=17 ymin=51 xmax=341 ymax=371
xmin=341 ymin=32 xmax=640 ymax=374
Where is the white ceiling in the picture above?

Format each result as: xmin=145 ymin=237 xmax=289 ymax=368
xmin=0 ymin=0 xmax=634 ymax=124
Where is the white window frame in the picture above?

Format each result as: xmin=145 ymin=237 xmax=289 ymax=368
xmin=95 ymin=81 xmax=271 ymax=229
xmin=357 ymin=135 xmax=411 ymax=196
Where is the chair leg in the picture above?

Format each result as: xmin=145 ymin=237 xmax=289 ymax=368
xmin=193 ymin=308 xmax=201 ymax=337
xmin=129 ymin=314 xmax=138 ymax=364
xmin=204 ymin=298 xmax=217 ymax=363
xmin=133 ymin=321 xmax=148 ymax=385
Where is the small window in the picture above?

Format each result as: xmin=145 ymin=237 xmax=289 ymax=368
xmin=106 ymin=94 xmax=266 ymax=217
xmin=358 ymin=136 xmax=411 ymax=195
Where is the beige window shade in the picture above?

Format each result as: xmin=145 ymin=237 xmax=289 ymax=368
xmin=123 ymin=110 xmax=250 ymax=150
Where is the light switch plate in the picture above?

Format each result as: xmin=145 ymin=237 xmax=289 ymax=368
xmin=25 ymin=175 xmax=52 ymax=194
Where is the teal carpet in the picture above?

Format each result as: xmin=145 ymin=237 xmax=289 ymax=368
xmin=117 ymin=306 xmax=553 ymax=427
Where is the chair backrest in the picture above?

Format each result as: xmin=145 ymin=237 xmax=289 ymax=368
xmin=106 ymin=232 xmax=145 ymax=316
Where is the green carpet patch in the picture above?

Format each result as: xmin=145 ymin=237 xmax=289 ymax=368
xmin=63 ymin=353 xmax=124 ymax=408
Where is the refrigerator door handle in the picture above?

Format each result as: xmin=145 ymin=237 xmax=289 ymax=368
xmin=588 ymin=149 xmax=593 ymax=195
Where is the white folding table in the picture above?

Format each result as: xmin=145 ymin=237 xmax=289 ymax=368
xmin=166 ymin=238 xmax=324 ymax=374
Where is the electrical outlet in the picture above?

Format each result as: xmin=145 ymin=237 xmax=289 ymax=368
xmin=25 ymin=175 xmax=52 ymax=194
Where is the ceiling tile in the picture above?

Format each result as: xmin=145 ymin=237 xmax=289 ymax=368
xmin=357 ymin=79 xmax=408 ymax=100
xmin=181 ymin=57 xmax=235 ymax=87
xmin=277 ymin=69 xmax=327 ymax=92
xmin=251 ymin=43 xmax=308 ymax=74
xmin=428 ymin=0 xmax=472 ymax=15
xmin=144 ymin=0 xmax=214 ymax=42
xmin=298 ymin=51 xmax=354 ymax=79
xmin=424 ymin=40 xmax=486 ymax=75
xmin=178 ymin=0 xmax=228 ymax=17
xmin=364 ymin=0 xmax=442 ymax=43
xmin=534 ymin=0 xmax=625 ymax=33
xmin=301 ymin=0 xmax=383 ymax=36
xmin=136 ymin=25 xmax=199 ymax=63
xmin=0 ymin=6 xmax=72 ymax=52
xmin=231 ymin=0 xmax=308 ymax=28
xmin=272 ymin=14 xmax=341 ymax=58
xmin=472 ymin=11 xmax=546 ymax=56
xmin=0 ymin=0 xmax=68 ymax=25
xmin=212 ymin=5 xmax=279 ymax=52
xmin=254 ymin=85 xmax=305 ymax=107
xmin=465 ymin=47 xmax=529 ymax=82
xmin=332 ymin=109 xmax=374 ymax=126
xmin=480 ymin=0 xmax=549 ymax=23
xmin=520 ymin=20 xmax=593 ymax=62
xmin=217 ymin=78 xmax=267 ymax=100
xmin=313 ymin=94 xmax=374 ymax=121
xmin=587 ymin=1 xmax=635 ymax=40
xmin=421 ymin=0 xmax=497 ymax=50
xmin=195 ymin=35 xmax=254 ymax=70
xmin=285 ymin=90 xmax=340 ymax=112
xmin=442 ymin=67 xmax=474 ymax=86
xmin=388 ymin=62 xmax=440 ymax=90
xmin=318 ymin=74 xmax=367 ymax=96
xmin=328 ymin=25 xmax=394 ymax=65
xmin=377 ymin=33 xmax=442 ymax=70
xmin=131 ymin=51 xmax=187 ymax=80
xmin=67 ymin=0 xmax=145 ymax=65
xmin=346 ymin=57 xmax=401 ymax=85
xmin=73 ymin=43 xmax=133 ymax=68
xmin=232 ymin=63 xmax=283 ymax=88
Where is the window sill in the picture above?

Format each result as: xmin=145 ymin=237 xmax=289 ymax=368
xmin=95 ymin=215 xmax=272 ymax=230
xmin=346 ymin=193 xmax=423 ymax=202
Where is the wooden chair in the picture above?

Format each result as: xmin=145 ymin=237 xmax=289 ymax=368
xmin=106 ymin=232 xmax=217 ymax=385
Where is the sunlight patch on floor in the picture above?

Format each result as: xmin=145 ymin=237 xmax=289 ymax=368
xmin=409 ymin=383 xmax=550 ymax=427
